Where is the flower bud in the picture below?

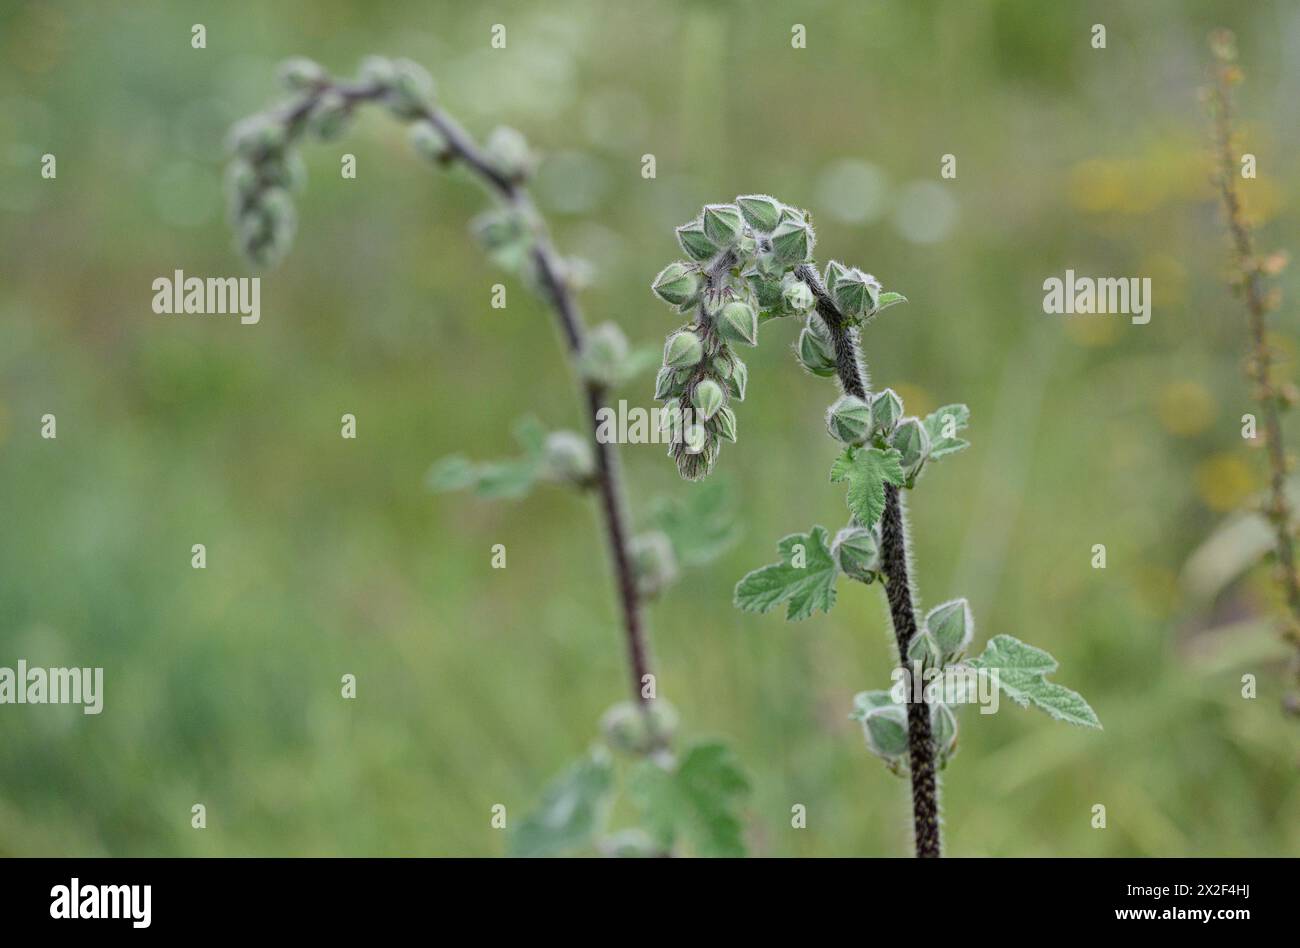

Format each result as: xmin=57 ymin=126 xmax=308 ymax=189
xmin=862 ymin=704 xmax=909 ymax=760
xmin=659 ymin=399 xmax=683 ymax=437
xmin=925 ymin=598 xmax=973 ymax=660
xmin=890 ymin=417 xmax=930 ymax=480
xmin=728 ymin=358 xmax=748 ymax=401
xmin=681 ymin=418 xmax=708 ymax=455
xmin=832 ymin=267 xmax=881 ymax=319
xmin=653 ymin=366 xmax=680 ymax=400
xmin=600 ymin=698 xmax=679 ymax=754
xmin=409 ymin=120 xmax=450 ymax=162
xmin=385 ymin=58 xmax=435 ymax=118
xmin=823 ymin=260 xmax=848 ymax=296
xmin=579 ymin=322 xmax=629 ymax=385
xmin=675 ymin=218 xmax=719 ymax=262
xmin=691 ymin=378 xmax=725 ymax=421
xmin=714 ymin=405 xmax=738 ymax=443
xmin=485 ymin=125 xmax=534 ymax=180
xmin=630 ymin=531 xmax=679 ymax=598
xmin=850 ymin=689 xmax=895 ymax=721
xmin=652 ymin=262 xmax=701 ymax=308
xmin=783 ymin=278 xmax=815 ymax=313
xmin=907 ymin=630 xmax=941 ymax=671
xmin=228 ymin=115 xmax=285 ymax=158
xmin=543 ymin=430 xmax=595 ymax=484
xmin=796 ymin=314 xmax=837 ymax=377
xmin=716 ymin=300 xmax=758 ymax=347
xmin=224 ymin=160 xmax=258 ymax=202
xmin=277 ymin=57 xmax=326 ymax=91
xmin=358 ymin=55 xmax=397 ymax=88
xmin=826 ymin=394 xmax=871 ymax=443
xmin=307 ymin=92 xmax=352 ymax=141
xmin=711 ymin=354 xmax=734 ymax=380
xmin=831 ymin=525 xmax=879 ymax=581
xmin=871 ymin=388 xmax=903 ymax=437
xmin=770 ymin=217 xmax=813 ymax=265
xmin=931 ymin=701 xmax=958 ymax=764
xmin=701 ymin=203 xmax=744 ymax=247
xmin=746 ymin=272 xmax=784 ymax=311
xmin=736 ymin=194 xmax=782 ymax=232
xmin=663 ymin=329 xmax=704 ymax=369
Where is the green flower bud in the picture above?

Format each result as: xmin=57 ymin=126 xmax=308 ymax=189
xmin=931 ymin=701 xmax=958 ymax=764
xmin=224 ymin=159 xmax=258 ymax=202
xmin=600 ymin=698 xmax=679 ymax=754
xmin=654 ymin=366 xmax=680 ymax=400
xmin=228 ymin=115 xmax=285 ymax=158
xmin=907 ymin=630 xmax=941 ymax=671
xmin=826 ymin=394 xmax=872 ymax=443
xmin=663 ymin=329 xmax=704 ymax=369
xmin=736 ymin=194 xmax=782 ymax=232
xmin=579 ymin=323 xmax=630 ymax=385
xmin=823 ymin=260 xmax=848 ymax=296
xmin=600 ymin=828 xmax=660 ymax=858
xmin=796 ymin=314 xmax=837 ymax=377
xmin=745 ymin=271 xmax=784 ymax=311
xmin=714 ymin=405 xmax=738 ymax=443
xmin=832 ymin=267 xmax=881 ymax=319
xmin=472 ymin=208 xmax=530 ymax=271
xmin=681 ymin=418 xmax=708 ymax=455
xmin=385 ymin=58 xmax=435 ymax=118
xmin=652 ymin=262 xmax=701 ymax=308
xmin=358 ymin=55 xmax=397 ymax=89
xmin=925 ymin=598 xmax=973 ymax=660
xmin=485 ymin=125 xmax=534 ymax=180
xmin=890 ymin=416 xmax=930 ymax=480
xmin=711 ymin=354 xmax=734 ymax=380
xmin=277 ymin=57 xmax=326 ymax=91
xmin=701 ymin=203 xmax=744 ymax=246
xmin=728 ymin=358 xmax=748 ymax=401
xmin=257 ymin=152 xmax=307 ymax=194
xmin=770 ymin=217 xmax=813 ymax=265
xmin=862 ymin=704 xmax=909 ymax=760
xmin=831 ymin=525 xmax=879 ymax=581
xmin=783 ymin=278 xmax=815 ymax=313
xmin=630 ymin=531 xmax=679 ymax=598
xmin=307 ymin=92 xmax=352 ymax=141
xmin=659 ymin=399 xmax=683 ymax=437
xmin=676 ymin=218 xmax=720 ymax=262
xmin=716 ymin=300 xmax=758 ymax=347
xmin=691 ymin=378 xmax=725 ymax=421
xmin=755 ymin=250 xmax=785 ymax=278
xmin=850 ymin=689 xmax=896 ymax=721
xmin=543 ymin=430 xmax=595 ymax=484
xmin=871 ymin=388 xmax=903 ymax=437
xmin=409 ymin=120 xmax=450 ymax=162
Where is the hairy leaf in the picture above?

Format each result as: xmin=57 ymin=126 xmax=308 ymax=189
xmin=922 ymin=403 xmax=971 ymax=459
xmin=829 ymin=446 xmax=905 ymax=528
xmin=510 ymin=748 xmax=615 ymax=857
xmin=968 ymin=634 xmax=1101 ymax=729
xmin=734 ymin=526 xmax=838 ymax=620
xmin=628 ymin=741 xmax=750 ymax=858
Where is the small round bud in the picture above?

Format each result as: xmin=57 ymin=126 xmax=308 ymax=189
xmin=691 ymin=378 xmax=725 ymax=421
xmin=277 ymin=57 xmax=326 ymax=91
xmin=871 ymin=389 xmax=903 ymax=437
xmin=409 ymin=120 xmax=450 ymax=162
xmin=890 ymin=416 xmax=931 ymax=480
xmin=714 ymin=405 xmax=738 ymax=443
xmin=652 ymin=262 xmax=701 ymax=308
xmin=654 ymin=366 xmax=681 ymax=400
xmin=358 ymin=55 xmax=397 ymax=88
xmin=224 ymin=159 xmax=258 ymax=202
xmin=832 ymin=267 xmax=881 ymax=320
xmin=826 ymin=394 xmax=871 ymax=443
xmin=579 ymin=322 xmax=630 ymax=385
xmin=600 ymin=699 xmax=679 ymax=754
xmin=542 ymin=430 xmax=595 ymax=485
xmin=823 ymin=260 xmax=848 ymax=296
xmin=783 ymin=278 xmax=815 ymax=314
xmin=907 ymin=630 xmax=941 ymax=671
xmin=797 ymin=316 xmax=837 ymax=378
xmin=770 ymin=217 xmax=813 ymax=265
xmin=925 ymin=599 xmax=973 ymax=660
xmin=484 ymin=125 xmax=535 ymax=180
xmin=831 ymin=525 xmax=879 ymax=581
xmin=663 ymin=329 xmax=704 ymax=369
xmin=736 ymin=194 xmax=782 ymax=232
xmin=728 ymin=358 xmax=748 ymax=401
xmin=851 ymin=689 xmax=895 ymax=721
xmin=862 ymin=704 xmax=909 ymax=761
xmin=932 ymin=702 xmax=958 ymax=764
xmin=676 ymin=218 xmax=720 ymax=262
xmin=228 ymin=115 xmax=285 ymax=159
xmin=701 ymin=203 xmax=744 ymax=247
xmin=630 ymin=532 xmax=679 ymax=598
xmin=746 ymin=271 xmax=784 ymax=312
xmin=384 ymin=58 xmax=435 ymax=118
xmin=307 ymin=92 xmax=352 ymax=141
xmin=716 ymin=300 xmax=758 ymax=347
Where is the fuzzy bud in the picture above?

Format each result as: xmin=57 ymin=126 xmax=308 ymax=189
xmin=890 ymin=417 xmax=931 ymax=480
xmin=862 ymin=704 xmax=909 ymax=761
xmin=871 ymin=389 xmax=903 ymax=437
xmin=543 ymin=430 xmax=595 ymax=485
xmin=796 ymin=314 xmax=837 ymax=377
xmin=691 ymin=378 xmax=726 ymax=421
xmin=832 ymin=267 xmax=881 ymax=319
xmin=925 ymin=599 xmax=973 ymax=660
xmin=783 ymin=278 xmax=815 ymax=314
xmin=714 ymin=405 xmax=738 ymax=443
xmin=630 ymin=532 xmax=679 ymax=598
xmin=409 ymin=120 xmax=450 ymax=162
xmin=728 ymin=358 xmax=748 ymax=401
xmin=663 ymin=329 xmax=704 ymax=369
xmin=228 ymin=115 xmax=286 ymax=158
xmin=826 ymin=394 xmax=872 ymax=444
xmin=653 ymin=366 xmax=680 ymax=400
xmin=384 ymin=58 xmax=435 ymax=118
xmin=277 ymin=57 xmax=327 ymax=91
xmin=716 ymin=300 xmax=758 ymax=347
xmin=485 ymin=125 xmax=535 ymax=180
xmin=675 ymin=218 xmax=720 ymax=262
xmin=932 ymin=702 xmax=958 ymax=764
xmin=770 ymin=217 xmax=813 ymax=265
xmin=850 ymin=689 xmax=895 ymax=721
xmin=746 ymin=271 xmax=785 ymax=312
xmin=907 ymin=630 xmax=941 ymax=672
xmin=736 ymin=194 xmax=782 ymax=232
xmin=701 ymin=203 xmax=744 ymax=247
xmin=579 ymin=322 xmax=630 ymax=385
xmin=600 ymin=699 xmax=679 ymax=755
xmin=358 ymin=55 xmax=398 ymax=88
xmin=831 ymin=525 xmax=879 ymax=581
xmin=652 ymin=262 xmax=701 ymax=309
xmin=823 ymin=260 xmax=848 ymax=296
xmin=307 ymin=92 xmax=352 ymax=141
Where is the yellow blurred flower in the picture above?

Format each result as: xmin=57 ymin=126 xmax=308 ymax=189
xmin=1194 ymin=453 xmax=1258 ymax=512
xmin=1157 ymin=381 xmax=1215 ymax=437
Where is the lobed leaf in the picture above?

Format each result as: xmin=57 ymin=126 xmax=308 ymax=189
xmin=968 ymin=634 xmax=1101 ymax=729
xmin=628 ymin=740 xmax=750 ymax=858
xmin=734 ymin=526 xmax=838 ymax=620
xmin=829 ymin=446 xmax=905 ymax=528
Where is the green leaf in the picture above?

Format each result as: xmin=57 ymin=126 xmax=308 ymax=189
xmin=473 ymin=458 xmax=542 ymax=499
xmin=510 ymin=748 xmax=615 ymax=857
xmin=734 ymin=526 xmax=838 ymax=621
xmin=875 ymin=290 xmax=907 ymax=312
xmin=968 ymin=635 xmax=1102 ymax=729
xmin=512 ymin=415 xmax=547 ymax=457
xmin=426 ymin=454 xmax=478 ymax=492
xmin=649 ymin=481 xmax=741 ymax=567
xmin=628 ymin=740 xmax=750 ymax=857
xmin=829 ymin=446 xmax=905 ymax=528
xmin=922 ymin=403 xmax=970 ymax=459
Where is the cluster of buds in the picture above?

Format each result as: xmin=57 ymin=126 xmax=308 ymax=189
xmin=850 ymin=689 xmax=959 ymax=774
xmin=600 ymin=699 xmax=679 ymax=758
xmin=825 ymin=388 xmax=932 ymax=487
xmin=651 ymin=196 xmax=818 ymax=479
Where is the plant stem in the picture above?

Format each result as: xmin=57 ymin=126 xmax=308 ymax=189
xmin=797 ymin=264 xmax=941 ymax=856
xmin=275 ymin=78 xmax=654 ymax=707
xmin=1208 ymin=33 xmax=1300 ymax=715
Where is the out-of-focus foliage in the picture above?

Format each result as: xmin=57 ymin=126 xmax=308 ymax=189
xmin=0 ymin=0 xmax=1297 ymax=856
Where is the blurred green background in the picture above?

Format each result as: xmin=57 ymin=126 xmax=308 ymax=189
xmin=1 ymin=0 xmax=1297 ymax=856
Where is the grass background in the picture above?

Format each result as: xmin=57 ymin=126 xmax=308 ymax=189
xmin=1 ymin=0 xmax=1297 ymax=855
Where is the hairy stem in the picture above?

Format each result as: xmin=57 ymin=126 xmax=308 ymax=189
xmin=797 ymin=263 xmax=941 ymax=857
xmin=274 ymin=78 xmax=654 ymax=707
xmin=1208 ymin=34 xmax=1300 ymax=715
